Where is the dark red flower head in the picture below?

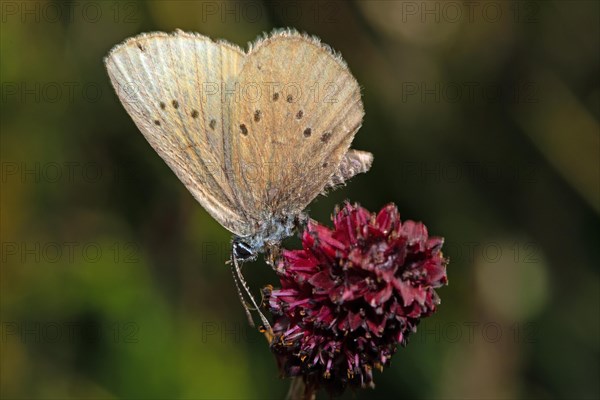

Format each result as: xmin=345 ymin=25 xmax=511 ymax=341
xmin=263 ymin=203 xmax=448 ymax=395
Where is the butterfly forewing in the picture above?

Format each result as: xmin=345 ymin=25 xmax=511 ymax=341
xmin=105 ymin=31 xmax=253 ymax=236
xmin=229 ymin=32 xmax=364 ymax=217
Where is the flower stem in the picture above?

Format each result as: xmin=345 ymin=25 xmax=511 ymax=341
xmin=286 ymin=377 xmax=316 ymax=400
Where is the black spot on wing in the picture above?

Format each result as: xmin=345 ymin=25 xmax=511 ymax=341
xmin=321 ymin=132 xmax=332 ymax=143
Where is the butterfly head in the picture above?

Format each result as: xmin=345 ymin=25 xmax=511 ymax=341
xmin=232 ymin=238 xmax=257 ymax=262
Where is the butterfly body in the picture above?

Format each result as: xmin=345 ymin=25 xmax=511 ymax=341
xmin=233 ymin=210 xmax=301 ymax=261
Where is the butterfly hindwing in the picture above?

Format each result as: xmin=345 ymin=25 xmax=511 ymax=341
xmin=229 ymin=31 xmax=364 ymax=219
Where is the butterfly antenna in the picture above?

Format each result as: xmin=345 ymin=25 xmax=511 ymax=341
xmin=230 ymin=261 xmax=255 ymax=327
xmin=231 ymin=251 xmax=272 ymax=331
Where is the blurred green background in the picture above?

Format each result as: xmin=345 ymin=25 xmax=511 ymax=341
xmin=1 ymin=1 xmax=598 ymax=399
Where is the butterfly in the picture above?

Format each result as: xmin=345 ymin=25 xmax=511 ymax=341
xmin=105 ymin=29 xmax=372 ymax=328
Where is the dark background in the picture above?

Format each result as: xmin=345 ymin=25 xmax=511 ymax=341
xmin=1 ymin=1 xmax=598 ymax=399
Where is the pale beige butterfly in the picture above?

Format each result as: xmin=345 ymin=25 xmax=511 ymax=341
xmin=105 ymin=29 xmax=372 ymax=327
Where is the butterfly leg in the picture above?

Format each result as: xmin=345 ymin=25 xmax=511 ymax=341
xmin=265 ymin=244 xmax=281 ymax=270
xmin=231 ymin=250 xmax=272 ymax=331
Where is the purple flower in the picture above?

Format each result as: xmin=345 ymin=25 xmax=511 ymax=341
xmin=263 ymin=203 xmax=448 ymax=395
